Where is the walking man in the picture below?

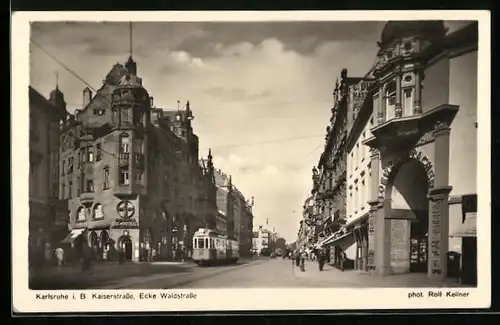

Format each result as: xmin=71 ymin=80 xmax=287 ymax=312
xmin=340 ymin=249 xmax=346 ymax=272
xmin=318 ymin=249 xmax=325 ymax=271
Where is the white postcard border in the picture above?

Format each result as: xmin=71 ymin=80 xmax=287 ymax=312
xmin=12 ymin=10 xmax=491 ymax=312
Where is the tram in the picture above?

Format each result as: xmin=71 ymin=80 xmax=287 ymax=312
xmin=192 ymin=228 xmax=239 ymax=266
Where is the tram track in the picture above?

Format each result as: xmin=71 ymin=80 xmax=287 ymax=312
xmin=108 ymin=258 xmax=266 ymax=289
xmin=164 ymin=259 xmax=265 ymax=289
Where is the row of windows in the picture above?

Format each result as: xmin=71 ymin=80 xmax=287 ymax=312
xmin=193 ymin=237 xmax=238 ymax=250
xmin=61 ymin=145 xmax=102 ymax=175
xmin=347 ymin=174 xmax=372 ymax=218
xmin=75 ymin=204 xmax=103 ymax=222
xmin=383 ymin=82 xmax=416 ymax=121
xmin=59 ymin=166 xmax=145 ymax=199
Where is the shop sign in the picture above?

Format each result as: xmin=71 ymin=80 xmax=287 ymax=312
xmin=111 ymin=218 xmax=139 ymax=229
xmin=350 ymin=80 xmax=376 ymax=115
xmin=117 ymin=200 xmax=135 ymax=219
xmin=429 ymin=200 xmax=442 ymax=274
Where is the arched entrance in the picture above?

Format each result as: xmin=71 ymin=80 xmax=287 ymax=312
xmin=89 ymin=231 xmax=99 ymax=260
xmin=100 ymin=230 xmax=110 ymax=260
xmin=385 ymin=158 xmax=432 ymax=274
xmin=118 ymin=235 xmax=133 ymax=261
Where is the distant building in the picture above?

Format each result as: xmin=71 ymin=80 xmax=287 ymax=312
xmin=214 ymin=169 xmax=254 ymax=256
xmin=253 ymin=226 xmax=271 ymax=255
xmin=28 ymin=85 xmax=68 ymax=264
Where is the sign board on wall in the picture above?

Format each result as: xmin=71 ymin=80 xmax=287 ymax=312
xmin=390 ymin=219 xmax=410 ymax=272
xmin=367 ymin=213 xmax=376 ymax=268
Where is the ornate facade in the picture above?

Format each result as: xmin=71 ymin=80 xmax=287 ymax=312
xmin=360 ymin=21 xmax=478 ymax=284
xmin=29 ymin=86 xmax=68 ymax=267
xmin=302 ymin=21 xmax=478 ymax=285
xmin=59 ymin=54 xmax=217 ymax=262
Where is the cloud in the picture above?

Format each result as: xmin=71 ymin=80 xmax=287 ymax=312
xmin=29 ymin=21 xmax=384 ymax=241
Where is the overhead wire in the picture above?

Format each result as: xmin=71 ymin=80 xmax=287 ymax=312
xmin=31 ymin=38 xmax=326 ymax=157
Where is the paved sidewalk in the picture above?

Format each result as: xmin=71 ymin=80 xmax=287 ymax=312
xmin=291 ymin=263 xmax=466 ymax=288
xmin=29 ymin=261 xmax=193 ymax=290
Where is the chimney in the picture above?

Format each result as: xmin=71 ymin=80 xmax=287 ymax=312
xmin=83 ymin=87 xmax=92 ymax=107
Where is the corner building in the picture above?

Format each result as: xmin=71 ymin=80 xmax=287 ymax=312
xmin=61 ymin=55 xmax=217 ymax=262
xmin=358 ymin=21 xmax=478 ymax=283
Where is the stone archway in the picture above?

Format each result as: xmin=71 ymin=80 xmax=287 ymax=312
xmin=383 ymin=157 xmax=433 ymax=274
xmin=118 ymin=235 xmax=133 ymax=261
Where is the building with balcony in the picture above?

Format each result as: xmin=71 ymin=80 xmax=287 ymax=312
xmin=28 ymin=85 xmax=68 ymax=267
xmin=303 ymin=20 xmax=478 ymax=284
xmin=356 ymin=20 xmax=478 ymax=284
xmin=252 ymin=226 xmax=271 ymax=255
xmin=296 ymin=195 xmax=315 ymax=249
xmin=312 ymin=70 xmax=352 ymax=266
xmin=214 ymin=169 xmax=254 ymax=256
xmin=59 ymin=54 xmax=217 ymax=262
xmin=345 ymin=77 xmax=377 ymax=272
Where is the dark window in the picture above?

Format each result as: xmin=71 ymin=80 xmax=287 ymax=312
xmin=86 ymin=180 xmax=94 ymax=192
xmin=76 ymin=176 xmax=81 ymax=195
xmin=61 ymin=160 xmax=66 ymax=175
xmin=404 ymin=41 xmax=412 ymax=51
xmin=96 ymin=143 xmax=102 ymax=161
xmin=120 ymin=166 xmax=130 ymax=185
xmin=103 ymin=166 xmax=110 ymax=189
xmin=68 ymin=157 xmax=74 ymax=173
xmin=61 ymin=183 xmax=65 ymax=199
xmin=135 ymin=170 xmax=143 ymax=182
xmin=68 ymin=181 xmax=72 ymax=198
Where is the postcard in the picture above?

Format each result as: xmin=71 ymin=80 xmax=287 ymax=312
xmin=12 ymin=10 xmax=491 ymax=313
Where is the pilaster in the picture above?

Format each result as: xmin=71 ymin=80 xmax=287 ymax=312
xmin=427 ymin=121 xmax=452 ymax=281
xmin=395 ymin=74 xmax=402 ymax=118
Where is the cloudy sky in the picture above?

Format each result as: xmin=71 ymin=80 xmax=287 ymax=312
xmin=29 ymin=20 xmax=470 ymax=242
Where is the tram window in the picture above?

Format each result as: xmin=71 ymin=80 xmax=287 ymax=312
xmin=198 ymin=238 xmax=205 ymax=249
xmin=205 ymin=238 xmax=208 ymax=249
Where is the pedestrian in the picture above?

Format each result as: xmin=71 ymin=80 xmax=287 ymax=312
xmin=318 ymin=249 xmax=325 ymax=271
xmin=55 ymin=247 xmax=64 ymax=269
xmin=300 ymin=251 xmax=306 ymax=272
xmin=295 ymin=250 xmax=301 ymax=267
xmin=118 ymin=247 xmax=125 ymax=265
xmin=340 ymin=250 xmax=346 ymax=272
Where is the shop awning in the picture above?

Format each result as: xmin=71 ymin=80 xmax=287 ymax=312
xmin=323 ymin=231 xmax=354 ymax=246
xmin=61 ymin=228 xmax=86 ymax=244
xmin=450 ymin=213 xmax=477 ymax=238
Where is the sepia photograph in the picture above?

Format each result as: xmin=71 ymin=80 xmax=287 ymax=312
xmin=12 ymin=11 xmax=490 ymax=312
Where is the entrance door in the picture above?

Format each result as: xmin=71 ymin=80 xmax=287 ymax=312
xmin=122 ymin=237 xmax=133 ymax=261
xmin=410 ymin=215 xmax=428 ymax=273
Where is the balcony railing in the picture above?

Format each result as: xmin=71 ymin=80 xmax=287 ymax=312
xmin=119 ymin=152 xmax=130 ymax=166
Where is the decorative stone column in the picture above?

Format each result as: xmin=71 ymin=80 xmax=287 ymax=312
xmin=413 ymin=71 xmax=422 ymax=114
xmin=377 ymin=86 xmax=385 ymax=125
xmin=367 ymin=148 xmax=381 ymax=272
xmin=395 ymin=74 xmax=403 ymax=118
xmin=427 ymin=121 xmax=452 ymax=281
